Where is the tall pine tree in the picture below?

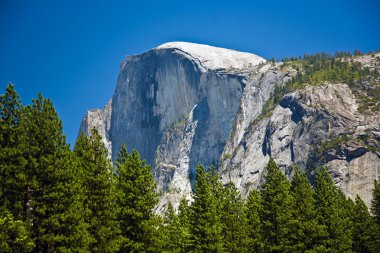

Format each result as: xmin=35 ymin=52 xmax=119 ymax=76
xmin=314 ymin=167 xmax=353 ymax=252
xmin=352 ymin=195 xmax=376 ymax=253
xmin=114 ymin=144 xmax=158 ymax=252
xmin=246 ymin=189 xmax=263 ymax=252
xmin=290 ymin=166 xmax=327 ymax=252
xmin=161 ymin=202 xmax=191 ymax=253
xmin=260 ymin=158 xmax=296 ymax=253
xmin=0 ymin=84 xmax=27 ymax=220
xmin=369 ymin=179 xmax=380 ymax=252
xmin=175 ymin=198 xmax=193 ymax=252
xmin=371 ymin=179 xmax=380 ymax=224
xmin=75 ymin=129 xmax=121 ymax=252
xmin=221 ymin=182 xmax=250 ymax=252
xmin=191 ymin=163 xmax=224 ymax=252
xmin=22 ymin=93 xmax=89 ymax=252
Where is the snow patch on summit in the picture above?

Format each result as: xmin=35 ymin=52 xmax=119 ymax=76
xmin=156 ymin=42 xmax=266 ymax=72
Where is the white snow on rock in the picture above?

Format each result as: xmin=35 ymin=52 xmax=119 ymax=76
xmin=156 ymin=42 xmax=266 ymax=72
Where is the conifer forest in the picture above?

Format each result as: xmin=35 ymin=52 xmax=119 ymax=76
xmin=1 ymin=81 xmax=380 ymax=252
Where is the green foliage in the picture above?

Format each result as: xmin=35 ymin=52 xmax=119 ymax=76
xmin=221 ymin=153 xmax=231 ymax=162
xmin=191 ymin=163 xmax=224 ymax=252
xmin=316 ymin=135 xmax=351 ymax=155
xmin=161 ymin=202 xmax=192 ymax=253
xmin=290 ymin=166 xmax=327 ymax=252
xmin=356 ymin=81 xmax=380 ymax=113
xmin=0 ymin=84 xmax=27 ymax=220
xmin=2 ymin=84 xmax=380 ymax=252
xmin=246 ymin=189 xmax=263 ymax=252
xmin=22 ymin=93 xmax=90 ymax=252
xmin=115 ymin=144 xmax=159 ymax=252
xmin=0 ymin=211 xmax=34 ymax=253
xmin=176 ymin=198 xmax=193 ymax=251
xmin=75 ymin=129 xmax=121 ymax=252
xmin=255 ymin=52 xmax=379 ymax=123
xmin=260 ymin=158 xmax=297 ymax=252
xmin=221 ymin=182 xmax=250 ymax=252
xmin=369 ymin=179 xmax=380 ymax=252
xmin=314 ymin=168 xmax=353 ymax=252
xmin=352 ymin=195 xmax=377 ymax=253
xmin=371 ymin=179 xmax=380 ymax=224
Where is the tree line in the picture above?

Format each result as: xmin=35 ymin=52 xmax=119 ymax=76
xmin=1 ymin=83 xmax=380 ymax=252
xmin=258 ymin=51 xmax=380 ymax=123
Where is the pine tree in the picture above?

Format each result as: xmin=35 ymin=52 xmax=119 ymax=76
xmin=191 ymin=163 xmax=224 ymax=252
xmin=314 ymin=167 xmax=353 ymax=252
xmin=260 ymin=158 xmax=296 ymax=252
xmin=21 ymin=93 xmax=90 ymax=252
xmin=0 ymin=210 xmax=34 ymax=252
xmin=352 ymin=195 xmax=376 ymax=253
xmin=371 ymin=179 xmax=380 ymax=224
xmin=246 ymin=189 xmax=263 ymax=252
xmin=114 ymin=144 xmax=158 ymax=252
xmin=161 ymin=203 xmax=176 ymax=249
xmin=75 ymin=129 xmax=121 ymax=252
xmin=221 ymin=182 xmax=250 ymax=252
xmin=290 ymin=166 xmax=327 ymax=252
xmin=175 ymin=198 xmax=193 ymax=252
xmin=369 ymin=179 xmax=380 ymax=252
xmin=0 ymin=84 xmax=27 ymax=220
xmin=161 ymin=202 xmax=188 ymax=252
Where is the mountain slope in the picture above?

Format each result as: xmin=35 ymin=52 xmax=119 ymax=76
xmin=79 ymin=43 xmax=380 ymax=209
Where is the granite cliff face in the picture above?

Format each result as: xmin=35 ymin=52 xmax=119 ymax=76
xmin=219 ymin=82 xmax=380 ymax=206
xmin=78 ymin=99 xmax=112 ymax=158
xmin=79 ymin=43 xmax=380 ymax=209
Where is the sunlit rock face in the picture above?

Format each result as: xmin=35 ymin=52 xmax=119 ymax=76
xmin=219 ymin=83 xmax=380 ymax=207
xmin=79 ymin=43 xmax=380 ymax=210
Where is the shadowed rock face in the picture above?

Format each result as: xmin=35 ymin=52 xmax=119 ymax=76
xmin=79 ymin=43 xmax=380 ymax=210
xmin=79 ymin=42 xmax=270 ymax=210
xmin=112 ymin=47 xmax=250 ymax=171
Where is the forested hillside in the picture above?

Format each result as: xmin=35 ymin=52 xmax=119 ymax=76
xmin=1 ymin=84 xmax=380 ymax=252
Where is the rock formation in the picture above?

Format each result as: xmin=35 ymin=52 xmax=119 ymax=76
xmin=79 ymin=43 xmax=380 ymax=210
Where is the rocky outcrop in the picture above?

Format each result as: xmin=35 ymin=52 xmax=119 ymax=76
xmin=79 ymin=42 xmax=380 ymax=209
xmin=220 ymin=83 xmax=380 ymax=206
xmin=80 ymin=42 xmax=279 ymax=210
xmin=78 ymin=99 xmax=112 ymax=158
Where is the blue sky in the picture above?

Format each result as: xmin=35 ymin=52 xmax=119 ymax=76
xmin=1 ymin=0 xmax=379 ymax=146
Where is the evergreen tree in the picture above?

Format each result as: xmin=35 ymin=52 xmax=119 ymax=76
xmin=22 ymin=93 xmax=90 ymax=252
xmin=114 ymin=144 xmax=158 ymax=252
xmin=161 ymin=202 xmax=190 ymax=253
xmin=0 ymin=210 xmax=34 ymax=253
xmin=260 ymin=158 xmax=296 ymax=252
xmin=314 ymin=167 xmax=353 ymax=252
xmin=191 ymin=163 xmax=224 ymax=252
xmin=221 ymin=182 xmax=250 ymax=252
xmin=173 ymin=198 xmax=193 ymax=252
xmin=75 ymin=129 xmax=121 ymax=252
xmin=290 ymin=166 xmax=327 ymax=252
xmin=0 ymin=84 xmax=27 ymax=220
xmin=161 ymin=203 xmax=176 ymax=250
xmin=371 ymin=179 xmax=380 ymax=224
xmin=352 ymin=195 xmax=376 ymax=253
xmin=246 ymin=189 xmax=263 ymax=253
xmin=369 ymin=179 xmax=380 ymax=252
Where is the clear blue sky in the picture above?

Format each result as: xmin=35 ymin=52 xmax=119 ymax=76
xmin=1 ymin=0 xmax=379 ymax=146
